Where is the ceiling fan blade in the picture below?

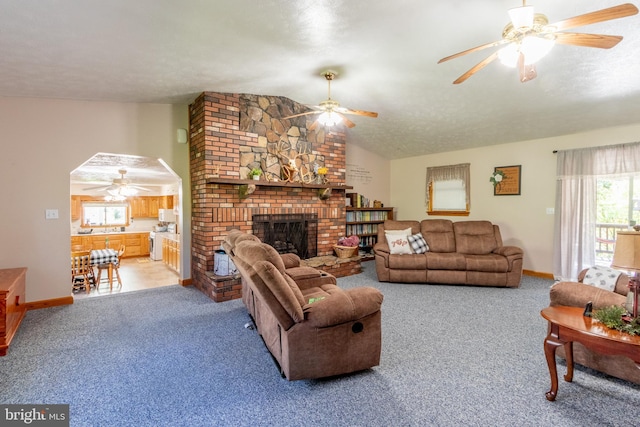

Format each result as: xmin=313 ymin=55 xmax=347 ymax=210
xmin=282 ymin=110 xmax=318 ymax=120
xmin=549 ymin=3 xmax=639 ymax=32
xmin=452 ymin=51 xmax=500 ymax=84
xmin=518 ymin=52 xmax=537 ymax=83
xmin=438 ymin=39 xmax=509 ymax=64
xmin=553 ymin=32 xmax=623 ymax=49
xmin=339 ymin=108 xmax=378 ymax=118
xmin=308 ymin=120 xmax=319 ymax=131
xmin=336 ymin=113 xmax=356 ymax=128
xmin=83 ymin=185 xmax=110 ymax=191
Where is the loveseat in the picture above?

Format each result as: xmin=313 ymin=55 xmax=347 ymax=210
xmin=222 ymin=230 xmax=384 ymax=381
xmin=549 ymin=267 xmax=640 ymax=384
xmin=374 ymin=219 xmax=523 ymax=287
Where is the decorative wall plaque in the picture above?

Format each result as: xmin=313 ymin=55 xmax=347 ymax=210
xmin=494 ymin=165 xmax=521 ymax=196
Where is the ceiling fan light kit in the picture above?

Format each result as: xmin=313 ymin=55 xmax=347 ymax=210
xmin=282 ymin=70 xmax=378 ymax=129
xmin=438 ymin=2 xmax=639 ymax=84
xmin=82 ymin=168 xmax=150 ymax=197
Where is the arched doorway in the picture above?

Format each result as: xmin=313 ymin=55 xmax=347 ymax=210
xmin=70 ymin=153 xmax=183 ymax=297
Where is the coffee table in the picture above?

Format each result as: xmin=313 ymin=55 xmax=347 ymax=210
xmin=540 ymin=305 xmax=640 ymax=401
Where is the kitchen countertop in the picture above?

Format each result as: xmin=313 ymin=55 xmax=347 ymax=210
xmin=159 ymin=233 xmax=180 ymax=242
xmin=72 ymin=230 xmax=151 ymax=237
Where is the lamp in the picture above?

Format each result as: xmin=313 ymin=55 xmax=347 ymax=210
xmin=317 ymin=111 xmax=342 ymax=127
xmin=498 ymin=5 xmax=556 ymax=68
xmin=498 ymin=37 xmax=555 ymax=67
xmin=508 ymin=5 xmax=534 ymax=29
xmin=611 ymin=231 xmax=640 ymax=317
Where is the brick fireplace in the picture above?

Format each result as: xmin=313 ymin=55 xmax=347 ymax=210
xmin=189 ymin=92 xmax=354 ymax=302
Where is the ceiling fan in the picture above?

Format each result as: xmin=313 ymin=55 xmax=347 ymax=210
xmin=282 ymin=70 xmax=378 ymax=129
xmin=83 ymin=169 xmax=151 ymax=197
xmin=438 ymin=2 xmax=639 ymax=84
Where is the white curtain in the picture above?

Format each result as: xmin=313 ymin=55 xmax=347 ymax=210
xmin=554 ymin=142 xmax=640 ymax=281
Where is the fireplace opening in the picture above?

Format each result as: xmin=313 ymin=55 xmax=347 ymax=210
xmin=252 ymin=213 xmax=318 ymax=259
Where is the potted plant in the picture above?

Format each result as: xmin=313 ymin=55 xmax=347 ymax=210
xmin=248 ymin=168 xmax=263 ymax=180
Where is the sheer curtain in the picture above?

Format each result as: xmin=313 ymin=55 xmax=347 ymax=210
xmin=554 ymin=142 xmax=640 ymax=280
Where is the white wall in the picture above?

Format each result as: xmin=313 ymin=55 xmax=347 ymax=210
xmin=0 ymin=97 xmax=190 ymax=302
xmin=390 ymin=123 xmax=640 ymax=275
xmin=346 ymin=143 xmax=391 ymax=205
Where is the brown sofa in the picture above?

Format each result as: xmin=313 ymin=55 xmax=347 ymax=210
xmin=222 ymin=230 xmax=384 ymax=381
xmin=549 ymin=268 xmax=640 ymax=384
xmin=374 ymin=219 xmax=524 ymax=287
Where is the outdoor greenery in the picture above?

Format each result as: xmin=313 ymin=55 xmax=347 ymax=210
xmin=597 ymin=175 xmax=640 ymax=225
xmin=595 ymin=175 xmax=639 ymax=264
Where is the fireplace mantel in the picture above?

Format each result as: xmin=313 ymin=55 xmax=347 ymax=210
xmin=207 ymin=177 xmax=353 ymax=190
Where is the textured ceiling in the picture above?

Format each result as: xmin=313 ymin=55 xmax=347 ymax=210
xmin=2 ymin=0 xmax=640 ymax=161
xmin=70 ymin=153 xmax=178 ymax=187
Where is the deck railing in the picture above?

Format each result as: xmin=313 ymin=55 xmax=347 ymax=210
xmin=595 ymin=223 xmax=629 ymax=264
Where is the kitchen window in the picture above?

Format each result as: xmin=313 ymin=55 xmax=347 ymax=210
xmin=82 ymin=202 xmax=130 ymax=227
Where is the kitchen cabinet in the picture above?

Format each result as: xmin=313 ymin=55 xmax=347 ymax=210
xmin=130 ymin=197 xmax=149 ymax=218
xmin=70 ymin=232 xmax=150 ymax=257
xmin=70 ymin=236 xmax=92 ymax=251
xmin=72 ymin=195 xmax=177 ymax=220
xmin=71 ymin=196 xmax=80 ymax=221
xmin=91 ymin=235 xmax=123 ymax=251
xmin=123 ymin=233 xmax=150 ymax=257
xmin=148 ymin=197 xmax=160 ymax=218
xmin=162 ymin=235 xmax=180 ymax=273
xmin=129 ymin=196 xmax=170 ymax=219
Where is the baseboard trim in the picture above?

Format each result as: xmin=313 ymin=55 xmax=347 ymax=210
xmin=25 ymin=296 xmax=74 ymax=311
xmin=180 ymin=278 xmax=193 ymax=286
xmin=523 ymin=269 xmax=554 ymax=280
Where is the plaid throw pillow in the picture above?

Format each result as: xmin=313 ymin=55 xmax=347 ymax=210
xmin=407 ymin=233 xmax=429 ymax=254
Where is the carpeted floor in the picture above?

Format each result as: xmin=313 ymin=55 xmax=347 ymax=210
xmin=1 ymin=264 xmax=639 ymax=426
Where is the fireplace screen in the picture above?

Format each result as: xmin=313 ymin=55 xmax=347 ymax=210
xmin=252 ymin=213 xmax=318 ymax=258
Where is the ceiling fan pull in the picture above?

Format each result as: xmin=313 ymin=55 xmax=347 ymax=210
xmin=518 ymin=52 xmax=537 ymax=83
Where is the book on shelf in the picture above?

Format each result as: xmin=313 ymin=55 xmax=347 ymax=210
xmin=346 ymin=210 xmax=390 ymax=222
xmin=345 ymin=193 xmax=370 ymax=208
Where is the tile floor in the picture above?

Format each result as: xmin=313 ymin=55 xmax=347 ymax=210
xmin=73 ymin=257 xmax=180 ymax=299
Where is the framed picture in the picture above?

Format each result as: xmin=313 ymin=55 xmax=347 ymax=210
xmin=493 ymin=165 xmax=521 ymax=196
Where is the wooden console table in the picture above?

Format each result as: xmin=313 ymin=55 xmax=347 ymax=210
xmin=0 ymin=267 xmax=27 ymax=356
xmin=540 ymin=305 xmax=640 ymax=401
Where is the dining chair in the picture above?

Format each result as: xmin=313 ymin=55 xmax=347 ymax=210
xmin=96 ymin=245 xmax=125 ymax=288
xmin=71 ymin=250 xmax=94 ymax=294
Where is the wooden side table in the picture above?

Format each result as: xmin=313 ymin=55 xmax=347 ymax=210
xmin=540 ymin=306 xmax=640 ymax=401
xmin=0 ymin=267 xmax=27 ymax=356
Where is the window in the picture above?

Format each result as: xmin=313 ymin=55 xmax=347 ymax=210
xmin=554 ymin=141 xmax=640 ymax=281
xmin=426 ymin=163 xmax=470 ymax=216
xmin=82 ymin=203 xmax=129 ymax=227
xmin=595 ymin=174 xmax=640 ymax=264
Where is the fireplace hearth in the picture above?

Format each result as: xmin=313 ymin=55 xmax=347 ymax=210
xmin=252 ymin=213 xmax=318 ymax=259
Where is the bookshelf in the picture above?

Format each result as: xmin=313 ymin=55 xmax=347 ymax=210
xmin=345 ymin=207 xmax=394 ymax=255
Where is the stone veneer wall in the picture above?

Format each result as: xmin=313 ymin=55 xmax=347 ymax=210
xmin=189 ymin=92 xmax=349 ymax=302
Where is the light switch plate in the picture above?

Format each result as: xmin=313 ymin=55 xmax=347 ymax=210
xmin=546 ymin=207 xmax=555 ymax=215
xmin=45 ymin=209 xmax=59 ymax=219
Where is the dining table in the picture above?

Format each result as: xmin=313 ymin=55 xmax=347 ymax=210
xmin=90 ymin=249 xmax=119 ymax=288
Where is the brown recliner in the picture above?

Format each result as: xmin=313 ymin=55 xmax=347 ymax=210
xmin=549 ymin=268 xmax=639 ymax=384
xmin=224 ymin=230 xmax=384 ymax=380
